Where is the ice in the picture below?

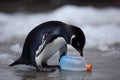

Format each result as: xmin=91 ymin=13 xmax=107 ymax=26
xmin=83 ymin=25 xmax=120 ymax=51
xmin=10 ymin=44 xmax=22 ymax=53
xmin=0 ymin=69 xmax=22 ymax=80
xmin=0 ymin=5 xmax=120 ymax=51
xmin=102 ymin=48 xmax=120 ymax=57
xmin=0 ymin=53 xmax=13 ymax=65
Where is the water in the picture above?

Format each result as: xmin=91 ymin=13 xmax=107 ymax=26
xmin=0 ymin=5 xmax=120 ymax=80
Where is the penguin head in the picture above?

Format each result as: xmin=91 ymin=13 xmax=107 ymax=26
xmin=70 ymin=35 xmax=85 ymax=56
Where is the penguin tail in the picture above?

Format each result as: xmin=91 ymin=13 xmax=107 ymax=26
xmin=9 ymin=58 xmax=23 ymax=67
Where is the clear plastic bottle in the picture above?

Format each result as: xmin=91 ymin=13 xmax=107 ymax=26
xmin=60 ymin=55 xmax=91 ymax=71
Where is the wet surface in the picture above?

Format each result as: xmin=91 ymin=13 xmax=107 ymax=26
xmin=0 ymin=43 xmax=120 ymax=80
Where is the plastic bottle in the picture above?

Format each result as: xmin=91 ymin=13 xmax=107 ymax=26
xmin=60 ymin=55 xmax=92 ymax=71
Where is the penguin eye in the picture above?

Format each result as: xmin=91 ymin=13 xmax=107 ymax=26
xmin=77 ymin=42 xmax=80 ymax=46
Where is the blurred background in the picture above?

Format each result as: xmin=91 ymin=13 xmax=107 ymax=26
xmin=0 ymin=0 xmax=120 ymax=12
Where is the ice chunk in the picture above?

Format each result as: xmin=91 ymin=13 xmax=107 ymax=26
xmin=0 ymin=53 xmax=13 ymax=65
xmin=10 ymin=44 xmax=22 ymax=53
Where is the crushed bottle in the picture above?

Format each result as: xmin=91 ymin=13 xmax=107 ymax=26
xmin=60 ymin=55 xmax=92 ymax=71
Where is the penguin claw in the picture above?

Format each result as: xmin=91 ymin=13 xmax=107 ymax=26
xmin=36 ymin=67 xmax=56 ymax=72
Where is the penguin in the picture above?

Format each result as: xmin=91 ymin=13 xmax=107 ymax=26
xmin=9 ymin=21 xmax=86 ymax=72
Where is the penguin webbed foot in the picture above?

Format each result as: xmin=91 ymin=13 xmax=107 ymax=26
xmin=36 ymin=66 xmax=56 ymax=72
xmin=46 ymin=65 xmax=60 ymax=69
xmin=42 ymin=63 xmax=60 ymax=68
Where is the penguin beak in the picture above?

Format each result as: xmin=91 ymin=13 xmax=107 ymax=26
xmin=76 ymin=48 xmax=83 ymax=57
xmin=77 ymin=45 xmax=84 ymax=57
xmin=79 ymin=50 xmax=83 ymax=57
xmin=71 ymin=43 xmax=84 ymax=57
xmin=72 ymin=45 xmax=84 ymax=57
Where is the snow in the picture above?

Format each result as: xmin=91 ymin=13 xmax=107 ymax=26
xmin=0 ymin=5 xmax=120 ymax=51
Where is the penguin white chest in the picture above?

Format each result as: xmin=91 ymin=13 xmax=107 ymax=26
xmin=35 ymin=37 xmax=66 ymax=66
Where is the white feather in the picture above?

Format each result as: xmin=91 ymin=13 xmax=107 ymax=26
xmin=70 ymin=35 xmax=76 ymax=44
xmin=35 ymin=37 xmax=66 ymax=66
